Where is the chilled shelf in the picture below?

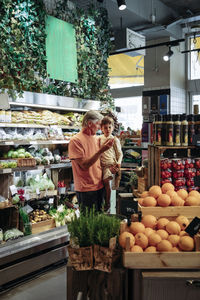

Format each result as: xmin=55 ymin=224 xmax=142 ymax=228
xmin=0 ymin=140 xmax=70 ymax=146
xmin=0 ymin=123 xmax=80 ymax=130
xmin=0 ymin=162 xmax=72 ymax=174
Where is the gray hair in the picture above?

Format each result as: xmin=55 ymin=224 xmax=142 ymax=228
xmin=82 ymin=110 xmax=103 ymax=127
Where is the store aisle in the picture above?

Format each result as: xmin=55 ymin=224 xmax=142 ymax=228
xmin=0 ymin=266 xmax=66 ymax=300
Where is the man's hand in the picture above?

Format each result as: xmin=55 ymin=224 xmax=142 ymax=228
xmin=100 ymin=138 xmax=114 ymax=154
xmin=109 ymin=164 xmax=119 ymax=174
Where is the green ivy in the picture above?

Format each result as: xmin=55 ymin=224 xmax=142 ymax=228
xmin=0 ymin=0 xmax=114 ymax=108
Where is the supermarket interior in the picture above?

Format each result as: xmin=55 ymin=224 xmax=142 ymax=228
xmin=1 ymin=0 xmax=200 ymax=299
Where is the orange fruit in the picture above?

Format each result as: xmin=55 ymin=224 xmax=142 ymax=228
xmin=157 ymin=229 xmax=169 ymax=240
xmin=144 ymin=246 xmax=157 ymax=252
xmin=148 ymin=233 xmax=162 ymax=246
xmin=130 ymin=245 xmax=143 ymax=252
xmin=166 ymin=221 xmax=181 ymax=235
xmin=157 ymin=194 xmax=171 ymax=207
xmin=157 ymin=240 xmax=173 ymax=252
xmin=144 ymin=227 xmax=155 ymax=237
xmin=142 ymin=197 xmax=157 ymax=207
xmin=168 ymin=234 xmax=180 ymax=247
xmin=185 ymin=196 xmax=200 ymax=206
xmin=161 ymin=183 xmax=175 ymax=194
xmin=138 ymin=198 xmax=144 ymax=205
xmin=166 ymin=190 xmax=177 ymax=199
xmin=171 ymin=195 xmax=184 ymax=206
xmin=135 ymin=233 xmax=148 ymax=249
xmin=177 ymin=189 xmax=188 ymax=200
xmin=149 ymin=185 xmax=162 ymax=199
xmin=175 ymin=216 xmax=189 ymax=230
xmin=119 ymin=232 xmax=135 ymax=249
xmin=179 ymin=236 xmax=194 ymax=251
xmin=180 ymin=230 xmax=189 ymax=237
xmin=157 ymin=218 xmax=170 ymax=230
xmin=129 ymin=222 xmax=145 ymax=235
xmin=188 ymin=190 xmax=200 ymax=200
xmin=142 ymin=215 xmax=157 ymax=229
xmin=171 ymin=247 xmax=180 ymax=252
xmin=140 ymin=191 xmax=149 ymax=198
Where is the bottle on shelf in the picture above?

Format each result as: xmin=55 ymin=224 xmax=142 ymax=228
xmin=153 ymin=114 xmax=162 ymax=146
xmin=187 ymin=114 xmax=195 ymax=145
xmin=173 ymin=114 xmax=181 ymax=146
xmin=180 ymin=114 xmax=188 ymax=146
xmin=166 ymin=114 xmax=174 ymax=146
xmin=161 ymin=115 xmax=167 ymax=146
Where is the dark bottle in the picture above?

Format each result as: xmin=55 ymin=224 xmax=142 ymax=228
xmin=166 ymin=114 xmax=174 ymax=146
xmin=187 ymin=114 xmax=195 ymax=145
xmin=173 ymin=114 xmax=181 ymax=146
xmin=195 ymin=114 xmax=200 ymax=135
xmin=153 ymin=114 xmax=162 ymax=146
xmin=161 ymin=115 xmax=167 ymax=146
xmin=180 ymin=114 xmax=188 ymax=146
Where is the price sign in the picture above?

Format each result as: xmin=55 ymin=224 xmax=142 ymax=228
xmin=10 ymin=185 xmax=18 ymax=195
xmin=36 ymin=188 xmax=40 ymax=195
xmin=22 ymin=204 xmax=33 ymax=214
xmin=121 ymin=199 xmax=138 ymax=217
xmin=49 ymin=198 xmax=54 ymax=204
xmin=185 ymin=217 xmax=200 ymax=237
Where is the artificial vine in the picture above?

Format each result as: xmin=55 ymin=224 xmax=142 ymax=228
xmin=0 ymin=0 xmax=114 ymax=108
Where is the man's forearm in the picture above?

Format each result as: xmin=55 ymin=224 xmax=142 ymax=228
xmin=77 ymin=149 xmax=102 ymax=170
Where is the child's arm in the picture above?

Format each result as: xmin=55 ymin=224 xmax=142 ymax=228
xmin=115 ymin=137 xmax=123 ymax=165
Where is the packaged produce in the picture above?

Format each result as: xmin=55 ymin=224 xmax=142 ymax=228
xmin=160 ymin=158 xmax=172 ymax=170
xmin=3 ymin=228 xmax=24 ymax=241
xmin=172 ymin=170 xmax=184 ymax=179
xmin=173 ymin=178 xmax=186 ymax=187
xmin=171 ymin=159 xmax=184 ymax=170
xmin=195 ymin=158 xmax=200 ymax=169
xmin=184 ymin=158 xmax=195 ymax=169
xmin=0 ymin=229 xmax=3 ymax=243
xmin=161 ymin=170 xmax=171 ymax=179
xmin=184 ymin=168 xmax=196 ymax=179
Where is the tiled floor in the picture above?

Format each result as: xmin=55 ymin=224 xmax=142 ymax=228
xmin=0 ymin=266 xmax=66 ymax=300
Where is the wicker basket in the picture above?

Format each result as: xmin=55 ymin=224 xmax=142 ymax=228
xmin=17 ymin=158 xmax=36 ymax=167
xmin=67 ymin=245 xmax=93 ymax=271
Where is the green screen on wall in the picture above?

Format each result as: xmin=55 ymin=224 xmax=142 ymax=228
xmin=46 ymin=15 xmax=78 ymax=83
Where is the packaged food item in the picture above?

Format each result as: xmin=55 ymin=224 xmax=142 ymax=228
xmin=184 ymin=168 xmax=196 ymax=179
xmin=187 ymin=114 xmax=195 ymax=145
xmin=172 ymin=170 xmax=184 ymax=179
xmin=171 ymin=159 xmax=184 ymax=170
xmin=160 ymin=158 xmax=172 ymax=170
xmin=153 ymin=115 xmax=162 ymax=146
xmin=173 ymin=178 xmax=186 ymax=187
xmin=195 ymin=158 xmax=200 ymax=169
xmin=184 ymin=158 xmax=195 ymax=169
xmin=5 ymin=110 xmax=11 ymax=123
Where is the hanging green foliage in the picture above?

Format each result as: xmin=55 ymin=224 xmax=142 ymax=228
xmin=0 ymin=0 xmax=47 ymax=98
xmin=0 ymin=0 xmax=114 ymax=108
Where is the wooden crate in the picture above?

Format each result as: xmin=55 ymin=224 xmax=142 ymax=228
xmin=123 ymin=251 xmax=200 ymax=269
xmin=31 ymin=218 xmax=55 ymax=234
xmin=138 ymin=204 xmax=200 ymax=218
xmin=17 ymin=158 xmax=36 ymax=167
xmin=67 ymin=245 xmax=93 ymax=271
xmin=29 ymin=190 xmax=57 ymax=200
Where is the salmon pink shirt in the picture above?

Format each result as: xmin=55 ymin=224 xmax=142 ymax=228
xmin=68 ymin=131 xmax=103 ymax=192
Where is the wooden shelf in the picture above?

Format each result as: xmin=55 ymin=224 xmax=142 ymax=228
xmin=0 ymin=162 xmax=72 ymax=174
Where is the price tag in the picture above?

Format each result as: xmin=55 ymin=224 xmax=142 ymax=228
xmin=30 ymin=141 xmax=38 ymax=145
xmin=5 ymin=141 xmax=14 ymax=145
xmin=10 ymin=185 xmax=18 ymax=195
xmin=22 ymin=204 xmax=33 ymax=214
xmin=185 ymin=217 xmax=200 ymax=237
xmin=120 ymin=198 xmax=138 ymax=217
xmin=36 ymin=188 xmax=40 ymax=195
xmin=49 ymin=198 xmax=54 ymax=204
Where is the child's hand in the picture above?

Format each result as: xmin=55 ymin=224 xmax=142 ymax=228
xmin=100 ymin=138 xmax=114 ymax=153
xmin=109 ymin=164 xmax=119 ymax=174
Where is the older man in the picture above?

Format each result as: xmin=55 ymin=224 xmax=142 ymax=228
xmin=68 ymin=110 xmax=115 ymax=211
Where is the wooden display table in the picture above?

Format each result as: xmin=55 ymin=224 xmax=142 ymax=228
xmin=66 ymin=262 xmax=128 ymax=300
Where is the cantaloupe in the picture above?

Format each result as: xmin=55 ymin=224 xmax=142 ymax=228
xmin=178 ymin=236 xmax=194 ymax=251
xmin=185 ymin=196 xmax=199 ymax=206
xmin=161 ymin=183 xmax=175 ymax=194
xmin=142 ymin=215 xmax=157 ymax=229
xmin=171 ymin=195 xmax=185 ymax=206
xmin=177 ymin=189 xmax=188 ymax=200
xmin=175 ymin=216 xmax=189 ymax=230
xmin=166 ymin=221 xmax=181 ymax=235
xmin=157 ymin=218 xmax=170 ymax=230
xmin=168 ymin=234 xmax=180 ymax=247
xmin=135 ymin=233 xmax=148 ymax=249
xmin=130 ymin=245 xmax=143 ymax=252
xmin=129 ymin=222 xmax=145 ymax=235
xmin=157 ymin=194 xmax=171 ymax=207
xmin=142 ymin=197 xmax=157 ymax=207
xmin=157 ymin=240 xmax=173 ymax=252
xmin=148 ymin=232 xmax=162 ymax=246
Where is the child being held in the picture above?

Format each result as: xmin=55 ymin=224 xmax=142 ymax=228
xmin=99 ymin=116 xmax=123 ymax=211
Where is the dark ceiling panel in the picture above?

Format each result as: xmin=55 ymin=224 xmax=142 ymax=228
xmin=160 ymin=0 xmax=200 ymax=16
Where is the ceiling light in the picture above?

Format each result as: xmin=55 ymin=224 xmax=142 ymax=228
xmin=117 ymin=0 xmax=126 ymax=11
xmin=163 ymin=47 xmax=174 ymax=61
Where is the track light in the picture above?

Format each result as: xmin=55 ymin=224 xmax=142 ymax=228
xmin=163 ymin=47 xmax=174 ymax=61
xmin=117 ymin=0 xmax=126 ymax=10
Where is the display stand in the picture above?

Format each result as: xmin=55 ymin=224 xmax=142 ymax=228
xmin=66 ymin=262 xmax=128 ymax=300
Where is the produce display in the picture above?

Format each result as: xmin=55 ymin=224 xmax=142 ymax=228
xmin=3 ymin=228 xmax=24 ymax=242
xmin=4 ymin=147 xmax=33 ymax=159
xmin=0 ymin=127 xmax=47 ymax=141
xmin=139 ymin=183 xmax=200 ymax=207
xmin=11 ymin=110 xmax=83 ymax=126
xmin=160 ymin=157 xmax=200 ymax=191
xmin=29 ymin=209 xmax=52 ymax=224
xmin=119 ymin=215 xmax=195 ymax=252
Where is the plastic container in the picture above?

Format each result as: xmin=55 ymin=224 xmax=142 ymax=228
xmin=172 ymin=170 xmax=184 ymax=179
xmin=195 ymin=158 xmax=200 ymax=169
xmin=160 ymin=158 xmax=172 ymax=170
xmin=184 ymin=168 xmax=196 ymax=179
xmin=173 ymin=178 xmax=186 ymax=187
xmin=161 ymin=169 xmax=172 ymax=179
xmin=184 ymin=158 xmax=195 ymax=169
xmin=171 ymin=159 xmax=184 ymax=170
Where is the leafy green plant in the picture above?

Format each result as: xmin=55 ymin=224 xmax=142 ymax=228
xmin=68 ymin=208 xmax=121 ymax=248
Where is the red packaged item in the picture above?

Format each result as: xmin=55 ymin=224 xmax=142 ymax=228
xmin=196 ymin=170 xmax=200 ymax=176
xmin=184 ymin=158 xmax=195 ymax=169
xmin=172 ymin=159 xmax=184 ymax=170
xmin=160 ymin=159 xmax=172 ymax=170
xmin=174 ymin=186 xmax=187 ymax=191
xmin=184 ymin=168 xmax=196 ymax=179
xmin=195 ymin=158 xmax=200 ymax=169
xmin=173 ymin=178 xmax=186 ymax=187
xmin=161 ymin=178 xmax=172 ymax=185
xmin=188 ymin=186 xmax=199 ymax=192
xmin=186 ymin=178 xmax=195 ymax=187
xmin=161 ymin=170 xmax=172 ymax=178
xmin=172 ymin=170 xmax=184 ymax=179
